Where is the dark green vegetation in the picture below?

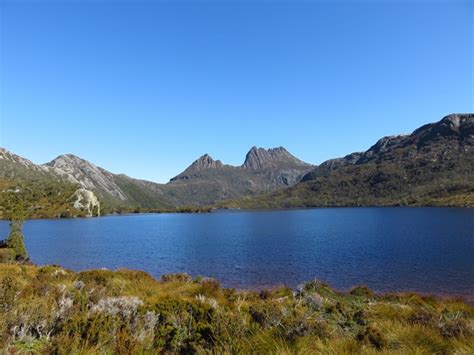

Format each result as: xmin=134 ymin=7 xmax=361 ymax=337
xmin=0 ymin=265 xmax=472 ymax=353
xmin=0 ymin=179 xmax=89 ymax=220
xmin=0 ymin=153 xmax=89 ymax=219
xmin=4 ymin=220 xmax=28 ymax=261
xmin=222 ymin=114 xmax=474 ymax=209
xmin=0 ymin=207 xmax=28 ymax=263
xmin=1 ymin=113 xmax=473 ymax=219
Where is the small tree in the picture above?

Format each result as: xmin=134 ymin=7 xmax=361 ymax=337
xmin=6 ymin=204 xmax=28 ymax=261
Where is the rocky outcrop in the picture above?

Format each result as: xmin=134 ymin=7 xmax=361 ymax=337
xmin=72 ymin=188 xmax=100 ymax=217
xmin=318 ymin=152 xmax=363 ymax=171
xmin=409 ymin=113 xmax=474 ymax=147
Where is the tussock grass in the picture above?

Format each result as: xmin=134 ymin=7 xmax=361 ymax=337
xmin=0 ymin=265 xmax=472 ymax=353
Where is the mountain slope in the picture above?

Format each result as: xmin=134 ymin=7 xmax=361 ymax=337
xmin=0 ymin=149 xmax=90 ymax=219
xmin=224 ymin=114 xmax=474 ymax=208
xmin=0 ymin=146 xmax=313 ymax=217
xmin=42 ymin=154 xmax=176 ymax=209
xmin=2 ymin=113 xmax=472 ymax=217
xmin=44 ymin=154 xmax=127 ymax=200
xmin=167 ymin=147 xmax=314 ymax=205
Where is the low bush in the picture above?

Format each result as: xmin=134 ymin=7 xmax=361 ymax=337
xmin=0 ymin=266 xmax=472 ymax=353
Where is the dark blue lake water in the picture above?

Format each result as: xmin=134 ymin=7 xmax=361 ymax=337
xmin=1 ymin=208 xmax=473 ymax=299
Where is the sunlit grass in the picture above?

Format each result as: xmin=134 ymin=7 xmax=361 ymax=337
xmin=0 ymin=264 xmax=472 ymax=353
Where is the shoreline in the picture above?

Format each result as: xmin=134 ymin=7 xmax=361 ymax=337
xmin=1 ymin=204 xmax=473 ymax=221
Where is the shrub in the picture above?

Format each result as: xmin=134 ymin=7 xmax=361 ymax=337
xmin=0 ymin=265 xmax=472 ymax=352
xmin=6 ymin=220 xmax=28 ymax=261
xmin=91 ymin=296 xmax=143 ymax=320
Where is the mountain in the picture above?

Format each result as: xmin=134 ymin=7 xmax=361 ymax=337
xmin=2 ymin=113 xmax=472 ymax=218
xmin=0 ymin=146 xmax=313 ymax=218
xmin=44 ymin=154 xmax=128 ymax=200
xmin=0 ymin=148 xmax=91 ymax=219
xmin=167 ymin=147 xmax=314 ymax=205
xmin=41 ymin=154 xmax=177 ymax=209
xmin=170 ymin=154 xmax=225 ymax=181
xmin=243 ymin=146 xmax=310 ymax=170
xmin=224 ymin=114 xmax=474 ymax=208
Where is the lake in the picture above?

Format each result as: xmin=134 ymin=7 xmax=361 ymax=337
xmin=1 ymin=208 xmax=473 ymax=300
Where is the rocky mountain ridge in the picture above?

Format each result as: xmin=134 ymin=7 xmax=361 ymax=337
xmin=0 ymin=145 xmax=314 ymax=215
xmin=226 ymin=113 xmax=474 ymax=208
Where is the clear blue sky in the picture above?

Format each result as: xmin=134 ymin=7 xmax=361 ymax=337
xmin=1 ymin=0 xmax=473 ymax=183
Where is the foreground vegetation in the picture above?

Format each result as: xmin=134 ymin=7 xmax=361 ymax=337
xmin=0 ymin=209 xmax=472 ymax=353
xmin=0 ymin=264 xmax=472 ymax=353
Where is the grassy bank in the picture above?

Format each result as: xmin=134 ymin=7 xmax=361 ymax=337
xmin=0 ymin=265 xmax=473 ymax=353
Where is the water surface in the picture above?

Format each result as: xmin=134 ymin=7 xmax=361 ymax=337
xmin=1 ymin=208 xmax=473 ymax=299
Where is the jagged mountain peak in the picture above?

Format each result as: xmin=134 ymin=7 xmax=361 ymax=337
xmin=242 ymin=146 xmax=310 ymax=170
xmin=169 ymin=154 xmax=224 ymax=182
xmin=191 ymin=154 xmax=224 ymax=171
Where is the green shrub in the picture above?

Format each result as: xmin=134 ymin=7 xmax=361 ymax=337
xmin=6 ymin=220 xmax=28 ymax=261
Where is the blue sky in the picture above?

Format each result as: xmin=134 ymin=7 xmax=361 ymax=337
xmin=1 ymin=0 xmax=472 ymax=183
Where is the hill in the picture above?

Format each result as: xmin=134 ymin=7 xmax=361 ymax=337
xmin=167 ymin=147 xmax=313 ymax=205
xmin=2 ymin=113 xmax=472 ymax=218
xmin=222 ymin=114 xmax=474 ymax=208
